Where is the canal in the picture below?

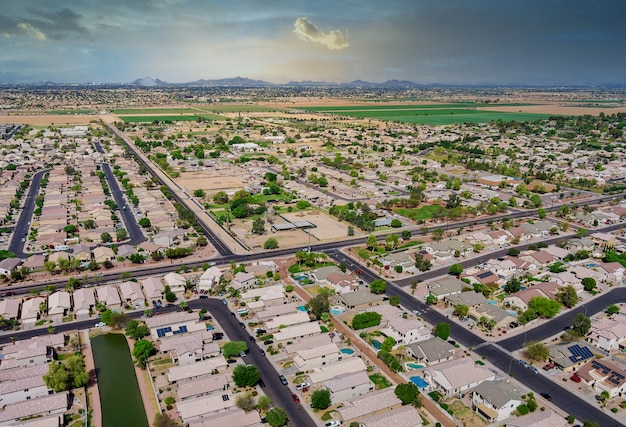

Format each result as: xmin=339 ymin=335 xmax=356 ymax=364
xmin=91 ymin=334 xmax=149 ymax=427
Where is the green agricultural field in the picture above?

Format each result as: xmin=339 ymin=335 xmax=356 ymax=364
xmin=194 ymin=105 xmax=284 ymax=113
xmin=47 ymin=109 xmax=96 ymax=115
xmin=394 ymin=204 xmax=445 ymax=221
xmin=119 ymin=114 xmax=225 ymax=123
xmin=297 ymin=103 xmax=550 ymax=125
xmin=111 ymin=108 xmax=198 ymax=114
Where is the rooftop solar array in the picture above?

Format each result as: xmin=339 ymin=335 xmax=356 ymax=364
xmin=477 ymin=271 xmax=494 ymax=279
xmin=156 ymin=325 xmax=188 ymax=338
xmin=591 ymin=360 xmax=626 ymax=386
xmin=568 ymin=344 xmax=594 ymax=363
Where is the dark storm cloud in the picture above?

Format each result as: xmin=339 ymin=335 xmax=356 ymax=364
xmin=24 ymin=7 xmax=89 ymax=40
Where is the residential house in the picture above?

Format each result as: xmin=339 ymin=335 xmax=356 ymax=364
xmin=21 ymin=255 xmax=45 ymax=273
xmin=96 ymin=285 xmax=122 ymax=311
xmin=167 ymin=356 xmax=229 ymax=383
xmin=0 ymin=391 xmax=70 ymax=426
xmin=265 ymin=312 xmax=311 ymax=332
xmin=116 ymin=244 xmax=136 ymax=258
xmin=471 ymin=379 xmax=523 ymax=422
xmin=324 ymin=371 xmax=374 ymax=404
xmin=159 ymin=333 xmax=220 ymax=366
xmin=379 ymin=251 xmax=416 ymax=273
xmin=425 ymin=238 xmax=471 ymax=260
xmin=145 ymin=311 xmax=204 ymax=340
xmin=163 ymin=272 xmax=187 ymax=297
xmin=445 ymin=291 xmax=488 ymax=308
xmin=576 ymin=358 xmax=626 ymax=398
xmin=422 ymin=357 xmax=495 ymax=397
xmin=0 ymin=258 xmax=22 ymax=276
xmin=336 ymin=387 xmax=402 ymax=423
xmin=293 ymin=342 xmax=344 ymax=371
xmin=47 ymin=251 xmax=69 ymax=266
xmin=331 ymin=288 xmax=384 ymax=310
xmin=230 ymin=271 xmax=257 ymax=291
xmin=324 ymin=272 xmax=360 ymax=294
xmin=176 ymin=391 xmax=236 ymax=423
xmin=197 ymin=267 xmax=222 ymax=293
xmin=469 ymin=302 xmax=517 ymax=329
xmin=591 ymin=232 xmax=618 ymax=250
xmin=0 ymin=299 xmax=20 ymax=321
xmin=406 ymin=337 xmax=456 ymax=365
xmin=274 ymin=321 xmax=321 ymax=343
xmin=47 ymin=291 xmax=71 ymax=323
xmin=307 ymin=357 xmax=368 ymax=385
xmin=520 ymin=250 xmax=555 ymax=267
xmin=505 ymin=410 xmax=569 ymax=427
xmin=72 ymin=288 xmax=95 ymax=320
xmin=285 ymin=334 xmax=334 ymax=357
xmin=20 ymin=296 xmax=46 ymax=328
xmin=118 ymin=281 xmax=146 ymax=309
xmin=463 ymin=270 xmax=500 ymax=286
xmin=187 ymin=407 xmax=261 ymax=427
xmin=425 ymin=276 xmax=465 ymax=300
xmin=380 ymin=317 xmax=431 ymax=346
xmin=483 ymin=258 xmax=518 ymax=280
xmin=503 ymin=282 xmax=561 ymax=310
xmin=140 ymin=276 xmax=165 ymax=300
xmin=71 ymin=244 xmax=92 ymax=262
xmin=177 ymin=373 xmax=231 ymax=401
xmin=588 ymin=317 xmax=626 ymax=352
xmin=544 ymin=245 xmax=571 ymax=260
xmin=359 ymin=405 xmax=423 ymax=427
xmin=241 ymin=286 xmax=284 ymax=308
xmin=256 ymin=303 xmax=300 ymax=322
xmin=93 ymin=246 xmax=115 ymax=264
xmin=0 ymin=374 xmax=51 ymax=405
xmin=599 ymin=262 xmax=625 ymax=284
xmin=547 ymin=342 xmax=597 ymax=372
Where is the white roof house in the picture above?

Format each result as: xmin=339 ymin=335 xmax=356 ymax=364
xmin=118 ymin=281 xmax=145 ymax=306
xmin=422 ymin=357 xmax=495 ymax=397
xmin=198 ymin=267 xmax=222 ymax=292
xmin=360 ymin=405 xmax=423 ymax=427
xmin=72 ymin=288 xmax=95 ymax=320
xmin=20 ymin=296 xmax=46 ymax=326
xmin=176 ymin=392 xmax=236 ymax=422
xmin=265 ymin=312 xmax=311 ymax=331
xmin=0 ymin=298 xmax=20 ymax=320
xmin=47 ymin=291 xmax=71 ymax=317
xmin=167 ymin=357 xmax=228 ymax=383
xmin=308 ymin=357 xmax=367 ymax=384
xmin=163 ymin=272 xmax=187 ymax=293
xmin=273 ymin=321 xmax=321 ymax=343
xmin=336 ymin=387 xmax=402 ymax=423
xmin=96 ymin=285 xmax=122 ymax=309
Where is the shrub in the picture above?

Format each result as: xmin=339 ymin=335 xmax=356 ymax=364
xmin=164 ymin=396 xmax=175 ymax=405
xmin=377 ymin=350 xmax=403 ymax=372
xmin=351 ymin=312 xmax=382 ymax=330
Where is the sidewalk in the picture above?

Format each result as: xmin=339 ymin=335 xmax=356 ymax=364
xmin=81 ymin=330 xmax=102 ymax=427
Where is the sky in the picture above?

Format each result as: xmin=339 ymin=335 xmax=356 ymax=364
xmin=1 ymin=0 xmax=625 ymax=85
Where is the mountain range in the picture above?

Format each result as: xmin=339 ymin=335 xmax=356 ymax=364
xmin=132 ymin=76 xmax=428 ymax=88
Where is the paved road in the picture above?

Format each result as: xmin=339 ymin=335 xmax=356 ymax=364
xmin=8 ymin=169 xmax=48 ymax=257
xmin=0 ymin=298 xmax=316 ymax=426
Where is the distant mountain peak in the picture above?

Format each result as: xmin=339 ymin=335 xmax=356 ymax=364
xmin=132 ymin=76 xmax=168 ymax=87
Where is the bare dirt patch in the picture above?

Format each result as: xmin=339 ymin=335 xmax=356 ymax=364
xmin=175 ymin=170 xmax=247 ymax=193
xmin=0 ymin=114 xmax=98 ymax=125
xmin=280 ymin=210 xmax=357 ymax=240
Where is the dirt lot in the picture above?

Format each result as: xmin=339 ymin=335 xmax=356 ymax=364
xmin=0 ymin=114 xmax=99 ymax=125
xmin=175 ymin=170 xmax=248 ymax=192
xmin=280 ymin=210 xmax=359 ymax=240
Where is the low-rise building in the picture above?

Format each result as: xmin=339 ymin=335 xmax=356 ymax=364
xmin=331 ymin=288 xmax=384 ymax=310
xmin=273 ymin=321 xmax=320 ymax=343
xmin=422 ymin=357 xmax=495 ymax=397
xmin=380 ymin=316 xmax=431 ymax=346
xmin=293 ymin=342 xmax=344 ymax=371
xmin=336 ymin=387 xmax=403 ymax=423
xmin=72 ymin=288 xmax=95 ymax=320
xmin=96 ymin=285 xmax=122 ymax=311
xmin=406 ymin=337 xmax=456 ymax=365
xmin=471 ymin=379 xmax=523 ymax=422
xmin=118 ymin=281 xmax=146 ymax=309
xmin=576 ymin=358 xmax=626 ymax=398
xmin=324 ymin=370 xmax=373 ymax=404
xmin=167 ymin=357 xmax=229 ymax=383
xmin=359 ymin=405 xmax=423 ymax=427
xmin=0 ymin=391 xmax=69 ymax=426
xmin=47 ymin=291 xmax=71 ymax=322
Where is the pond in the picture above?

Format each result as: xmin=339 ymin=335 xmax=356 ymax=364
xmin=92 ymin=334 xmax=149 ymax=427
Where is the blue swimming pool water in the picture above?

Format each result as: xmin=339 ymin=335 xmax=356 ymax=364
xmin=297 ymin=305 xmax=307 ymax=312
xmin=487 ymin=299 xmax=497 ymax=305
xmin=406 ymin=363 xmax=424 ymax=370
xmin=294 ymin=275 xmax=308 ymax=281
xmin=330 ymin=306 xmax=346 ymax=315
xmin=410 ymin=376 xmax=429 ymax=389
xmin=507 ymin=310 xmax=518 ymax=317
xmin=340 ymin=348 xmax=355 ymax=354
xmin=372 ymin=339 xmax=382 ymax=350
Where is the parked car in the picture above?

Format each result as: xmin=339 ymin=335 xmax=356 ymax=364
xmin=279 ymin=375 xmax=288 ymax=385
xmin=259 ymin=349 xmax=265 ymax=356
xmin=199 ymin=295 xmax=208 ymax=299
xmin=239 ymin=351 xmax=246 ymax=358
xmin=295 ymin=382 xmax=311 ymax=391
xmin=222 ymin=298 xmax=227 ymax=304
xmin=239 ymin=322 xmax=245 ymax=329
xmin=258 ymin=379 xmax=266 ymax=388
xmin=324 ymin=421 xmax=342 ymax=427
xmin=249 ymin=336 xmax=256 ymax=342
xmin=540 ymin=393 xmax=552 ymax=401
xmin=263 ymin=339 xmax=274 ymax=346
xmin=543 ymin=362 xmax=555 ymax=371
xmin=518 ymin=359 xmax=529 ymax=367
xmin=226 ymin=359 xmax=237 ymax=364
xmin=527 ymin=365 xmax=539 ymax=374
xmin=95 ymin=322 xmax=106 ymax=327
xmin=291 ymin=393 xmax=300 ymax=403
xmin=255 ymin=328 xmax=266 ymax=335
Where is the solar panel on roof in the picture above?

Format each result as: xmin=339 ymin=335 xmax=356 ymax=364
xmin=477 ymin=272 xmax=493 ymax=279
xmin=570 ymin=356 xmax=578 ymax=363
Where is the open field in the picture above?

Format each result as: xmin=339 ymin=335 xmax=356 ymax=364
xmin=296 ymin=104 xmax=552 ymax=125
xmin=175 ymin=170 xmax=247 ymax=192
xmin=280 ymin=210 xmax=360 ymax=240
xmin=111 ymin=108 xmax=199 ymax=114
xmin=194 ymin=105 xmax=285 ymax=113
xmin=119 ymin=113 xmax=225 ymax=122
xmin=394 ymin=205 xmax=444 ymax=221
xmin=0 ymin=115 xmax=98 ymax=125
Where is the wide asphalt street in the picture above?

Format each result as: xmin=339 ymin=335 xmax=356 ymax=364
xmin=8 ymin=169 xmax=48 ymax=257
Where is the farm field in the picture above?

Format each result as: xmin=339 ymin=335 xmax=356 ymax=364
xmin=195 ymin=105 xmax=285 ymax=113
xmin=298 ymin=103 xmax=551 ymax=125
xmin=111 ymin=107 xmax=198 ymax=114
xmin=119 ymin=113 xmax=225 ymax=122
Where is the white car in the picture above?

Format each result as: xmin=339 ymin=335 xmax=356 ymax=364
xmin=95 ymin=322 xmax=106 ymax=327
xmin=324 ymin=421 xmax=342 ymax=427
xmin=295 ymin=382 xmax=311 ymax=390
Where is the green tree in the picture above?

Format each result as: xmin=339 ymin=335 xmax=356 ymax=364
xmin=265 ymin=408 xmax=288 ymax=427
xmin=581 ymin=277 xmax=596 ymax=292
xmin=306 ymin=293 xmax=330 ymax=320
xmin=558 ymin=285 xmax=579 ymax=308
xmin=576 ymin=227 xmax=589 ymax=237
xmin=366 ymin=234 xmax=377 ymax=251
xmin=43 ymin=361 xmax=70 ymax=392
xmin=525 ymin=341 xmax=550 ymax=361
xmin=402 ymin=230 xmax=411 ymax=240
xmin=395 ymin=382 xmax=420 ymax=405
xmin=528 ymin=296 xmax=561 ymax=318
xmin=453 ymin=304 xmax=469 ymax=318
xmin=252 ymin=217 xmax=265 ymax=235
xmin=196 ymin=236 xmax=208 ymax=247
xmin=347 ymin=225 xmax=355 ymax=237
xmin=607 ymin=305 xmax=620 ymax=315
xmin=138 ymin=217 xmax=151 ymax=228
xmin=389 ymin=295 xmax=400 ymax=306
xmin=263 ymin=238 xmax=279 ymax=249
xmin=390 ymin=219 xmax=402 ymax=228
xmin=311 ymin=389 xmax=331 ymax=409
xmin=351 ymin=312 xmax=382 ymax=330
xmin=432 ymin=228 xmax=444 ymax=241
xmin=449 ymin=264 xmax=463 ymax=275
xmin=101 ymin=232 xmax=112 ymax=243
xmin=125 ymin=320 xmax=150 ymax=340
xmin=537 ymin=208 xmax=547 ymax=219
xmin=133 ymin=339 xmax=154 ymax=367
xmin=572 ymin=313 xmax=591 ymax=336
xmin=232 ymin=364 xmax=260 ymax=387
xmin=116 ymin=228 xmax=128 ymax=241
xmin=257 ymin=394 xmax=272 ymax=410
xmin=507 ymin=247 xmax=520 ymax=256
xmin=222 ymin=341 xmax=248 ymax=357
xmin=235 ymin=393 xmax=255 ymax=411
xmin=426 ymin=293 xmax=438 ymax=305
xmin=66 ymin=277 xmax=81 ymax=290
xmin=434 ymin=322 xmax=451 ymax=340
xmin=213 ymin=191 xmax=229 ymax=204
xmin=381 ymin=336 xmax=396 ymax=352
xmin=370 ymin=279 xmax=387 ymax=294
xmin=193 ymin=189 xmax=206 ymax=198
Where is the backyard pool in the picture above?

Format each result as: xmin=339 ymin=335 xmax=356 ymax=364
xmin=330 ymin=306 xmax=346 ymax=315
xmin=293 ymin=274 xmax=308 ymax=281
xmin=405 ymin=362 xmax=424 ymax=370
xmin=372 ymin=339 xmax=382 ymax=350
xmin=487 ymin=299 xmax=498 ymax=305
xmin=297 ymin=305 xmax=307 ymax=312
xmin=340 ymin=348 xmax=355 ymax=355
xmin=410 ymin=376 xmax=429 ymax=389
xmin=507 ymin=310 xmax=518 ymax=317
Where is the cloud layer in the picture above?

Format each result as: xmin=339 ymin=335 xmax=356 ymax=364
xmin=293 ymin=17 xmax=348 ymax=50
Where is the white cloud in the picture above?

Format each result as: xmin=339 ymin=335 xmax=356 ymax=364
xmin=18 ymin=22 xmax=46 ymax=40
xmin=293 ymin=17 xmax=348 ymax=50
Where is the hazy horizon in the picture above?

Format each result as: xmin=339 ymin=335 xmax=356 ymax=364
xmin=1 ymin=0 xmax=625 ymax=86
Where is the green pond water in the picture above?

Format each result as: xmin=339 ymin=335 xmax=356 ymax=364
xmin=91 ymin=334 xmax=149 ymax=427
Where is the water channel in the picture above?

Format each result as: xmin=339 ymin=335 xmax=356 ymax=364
xmin=91 ymin=334 xmax=149 ymax=427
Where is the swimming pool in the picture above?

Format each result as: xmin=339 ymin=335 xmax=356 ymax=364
xmin=405 ymin=362 xmax=424 ymax=370
xmin=372 ymin=339 xmax=382 ymax=350
xmin=340 ymin=348 xmax=355 ymax=355
xmin=507 ymin=310 xmax=518 ymax=317
xmin=330 ymin=306 xmax=346 ymax=315
xmin=487 ymin=299 xmax=498 ymax=305
xmin=297 ymin=305 xmax=307 ymax=312
xmin=410 ymin=376 xmax=429 ymax=389
xmin=293 ymin=274 xmax=308 ymax=281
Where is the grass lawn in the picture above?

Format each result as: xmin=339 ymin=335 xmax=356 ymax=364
xmin=395 ymin=205 xmax=445 ymax=221
xmin=288 ymin=261 xmax=335 ymax=274
xmin=47 ymin=109 xmax=95 ymax=114
xmin=397 ymin=241 xmax=423 ymax=250
xmin=448 ymin=400 xmax=487 ymax=427
xmin=369 ymin=373 xmax=392 ymax=390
